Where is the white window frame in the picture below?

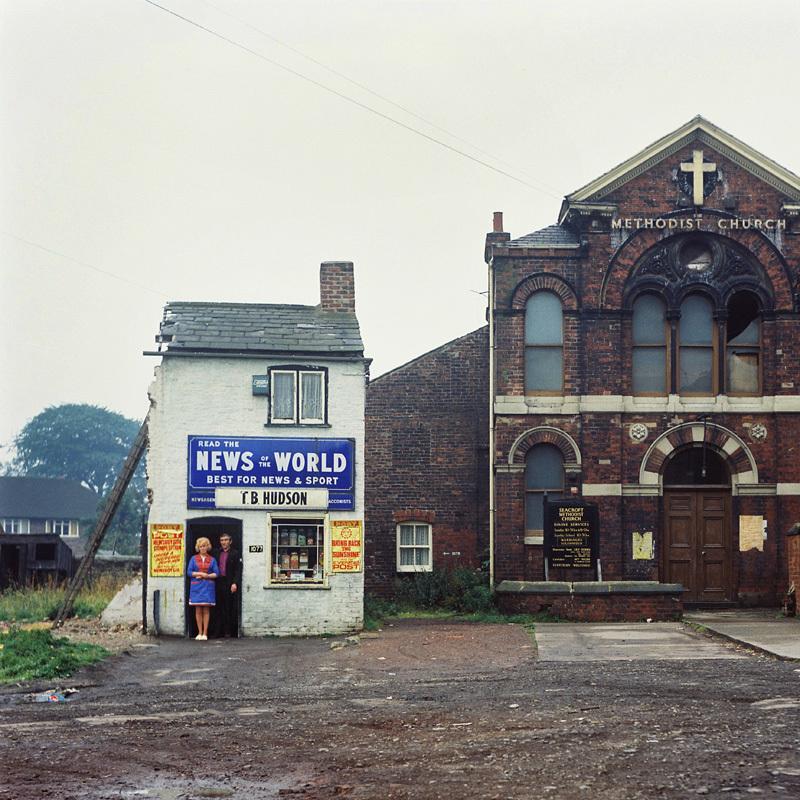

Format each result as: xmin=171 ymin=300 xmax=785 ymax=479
xmin=396 ymin=522 xmax=433 ymax=572
xmin=47 ymin=519 xmax=75 ymax=537
xmin=265 ymin=513 xmax=330 ymax=589
xmin=2 ymin=518 xmax=30 ymax=534
xmin=268 ymin=367 xmax=327 ymax=425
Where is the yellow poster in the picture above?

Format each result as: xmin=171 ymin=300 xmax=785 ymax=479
xmin=150 ymin=523 xmax=185 ymax=577
xmin=739 ymin=515 xmax=764 ymax=552
xmin=330 ymin=520 xmax=363 ymax=573
xmin=632 ymin=531 xmax=654 ymax=560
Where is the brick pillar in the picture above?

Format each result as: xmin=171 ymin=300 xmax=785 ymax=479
xmin=787 ymin=524 xmax=800 ymax=588
xmin=320 ymin=261 xmax=355 ymax=312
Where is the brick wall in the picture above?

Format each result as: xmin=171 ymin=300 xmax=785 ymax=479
xmin=365 ymin=328 xmax=489 ymax=596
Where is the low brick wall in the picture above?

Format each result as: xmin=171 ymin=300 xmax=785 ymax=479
xmin=787 ymin=524 xmax=800 ymax=589
xmin=495 ymin=581 xmax=684 ymax=622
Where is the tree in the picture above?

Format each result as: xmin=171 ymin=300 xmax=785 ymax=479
xmin=4 ymin=404 xmax=147 ymax=555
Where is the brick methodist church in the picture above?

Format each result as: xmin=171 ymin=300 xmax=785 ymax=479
xmin=365 ymin=117 xmax=800 ymax=615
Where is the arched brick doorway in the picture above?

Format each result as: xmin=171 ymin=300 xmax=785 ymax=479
xmin=662 ymin=446 xmax=732 ymax=604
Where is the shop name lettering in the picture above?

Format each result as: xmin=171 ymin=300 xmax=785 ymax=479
xmin=237 ymin=490 xmax=311 ymax=506
xmin=195 ymin=440 xmax=347 ymax=486
xmin=612 ymin=216 xmax=786 ymax=231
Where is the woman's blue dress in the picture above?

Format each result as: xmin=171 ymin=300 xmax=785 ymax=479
xmin=187 ymin=555 xmax=219 ymax=606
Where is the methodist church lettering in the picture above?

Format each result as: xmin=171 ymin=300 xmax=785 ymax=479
xmin=544 ymin=500 xmax=599 ymax=570
xmin=612 ymin=216 xmax=786 ymax=231
xmin=187 ymin=436 xmax=355 ymax=510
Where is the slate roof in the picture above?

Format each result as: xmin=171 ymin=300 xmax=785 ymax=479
xmin=0 ymin=477 xmax=99 ymax=519
xmin=508 ymin=225 xmax=580 ymax=248
xmin=154 ymin=302 xmax=364 ymax=356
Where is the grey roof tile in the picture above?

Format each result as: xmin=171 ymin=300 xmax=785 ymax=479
xmin=156 ymin=302 xmax=364 ymax=356
xmin=0 ymin=477 xmax=99 ymax=519
xmin=508 ymin=225 xmax=580 ymax=248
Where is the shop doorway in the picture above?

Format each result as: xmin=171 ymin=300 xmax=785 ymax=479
xmin=185 ymin=517 xmax=243 ymax=638
xmin=662 ymin=447 xmax=732 ymax=604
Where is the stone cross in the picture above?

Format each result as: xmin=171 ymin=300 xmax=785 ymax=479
xmin=680 ymin=149 xmax=716 ymax=206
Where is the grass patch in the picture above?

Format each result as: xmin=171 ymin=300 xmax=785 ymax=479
xmin=0 ymin=627 xmax=109 ymax=683
xmin=0 ymin=573 xmax=131 ymax=623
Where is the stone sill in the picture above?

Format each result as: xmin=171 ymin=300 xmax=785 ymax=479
xmin=496 ymin=580 xmax=684 ymax=596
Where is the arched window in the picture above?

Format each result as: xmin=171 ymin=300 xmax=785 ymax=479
xmin=525 ymin=444 xmax=564 ymax=534
xmin=679 ymin=295 xmax=715 ymax=395
xmin=525 ymin=292 xmax=563 ymax=393
xmin=632 ymin=294 xmax=668 ymax=395
xmin=726 ymin=292 xmax=761 ymax=395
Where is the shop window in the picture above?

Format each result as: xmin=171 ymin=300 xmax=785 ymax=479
xmin=525 ymin=445 xmax=564 ymax=534
xmin=632 ymin=294 xmax=668 ymax=395
xmin=269 ymin=518 xmax=326 ymax=584
xmin=679 ymin=294 xmax=715 ymax=395
xmin=397 ymin=523 xmax=432 ymax=572
xmin=726 ymin=292 xmax=761 ymax=395
xmin=1 ymin=519 xmax=30 ymax=534
xmin=525 ymin=292 xmax=563 ymax=393
xmin=269 ymin=367 xmax=326 ymax=424
xmin=46 ymin=519 xmax=73 ymax=537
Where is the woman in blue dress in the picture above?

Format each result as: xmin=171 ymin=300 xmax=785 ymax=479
xmin=187 ymin=537 xmax=218 ymax=640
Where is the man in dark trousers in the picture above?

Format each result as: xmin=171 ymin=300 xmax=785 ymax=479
xmin=212 ymin=534 xmax=242 ymax=638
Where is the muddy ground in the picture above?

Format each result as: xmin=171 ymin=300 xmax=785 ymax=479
xmin=1 ymin=619 xmax=799 ymax=800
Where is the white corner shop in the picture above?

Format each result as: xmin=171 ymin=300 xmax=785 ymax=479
xmin=144 ymin=262 xmax=367 ymax=636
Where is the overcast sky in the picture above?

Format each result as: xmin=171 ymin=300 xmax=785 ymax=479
xmin=2 ymin=0 xmax=799 ymax=458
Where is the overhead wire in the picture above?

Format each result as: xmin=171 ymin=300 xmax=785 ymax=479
xmin=140 ymin=0 xmax=561 ymax=198
xmin=1 ymin=231 xmax=170 ymax=298
xmin=199 ymin=0 xmax=562 ymax=196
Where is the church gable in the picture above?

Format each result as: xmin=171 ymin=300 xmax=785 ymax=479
xmin=561 ymin=116 xmax=800 ymax=215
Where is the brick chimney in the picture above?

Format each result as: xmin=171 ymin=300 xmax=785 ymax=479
xmin=320 ymin=261 xmax=355 ymax=312
xmin=485 ymin=211 xmax=510 ymax=263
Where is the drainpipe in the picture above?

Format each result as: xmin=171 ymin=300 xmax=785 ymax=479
xmin=488 ymin=252 xmax=496 ymax=590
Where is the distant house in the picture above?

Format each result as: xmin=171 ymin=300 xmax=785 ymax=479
xmin=0 ymin=476 xmax=99 ymax=552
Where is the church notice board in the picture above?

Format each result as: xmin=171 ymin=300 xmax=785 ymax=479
xmin=544 ymin=500 xmax=599 ymax=570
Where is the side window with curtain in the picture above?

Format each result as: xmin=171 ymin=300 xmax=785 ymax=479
xmin=525 ymin=444 xmax=564 ymax=534
xmin=632 ymin=294 xmax=668 ymax=395
xmin=269 ymin=367 xmax=327 ymax=424
xmin=679 ymin=295 xmax=715 ymax=395
xmin=525 ymin=292 xmax=563 ymax=393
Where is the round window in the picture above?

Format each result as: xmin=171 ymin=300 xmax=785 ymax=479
xmin=680 ymin=241 xmax=713 ymax=273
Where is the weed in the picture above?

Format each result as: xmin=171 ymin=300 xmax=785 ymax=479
xmin=0 ymin=573 xmax=131 ymax=622
xmin=0 ymin=627 xmax=109 ymax=683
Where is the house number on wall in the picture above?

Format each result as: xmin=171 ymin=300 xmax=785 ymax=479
xmin=249 ymin=545 xmax=264 ymax=553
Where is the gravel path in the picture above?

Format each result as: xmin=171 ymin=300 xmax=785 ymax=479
xmin=1 ymin=619 xmax=799 ymax=799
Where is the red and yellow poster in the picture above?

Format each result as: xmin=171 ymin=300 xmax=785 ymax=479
xmin=330 ymin=520 xmax=363 ymax=573
xmin=149 ymin=523 xmax=185 ymax=577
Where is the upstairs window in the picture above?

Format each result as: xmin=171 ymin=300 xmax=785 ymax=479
xmin=2 ymin=519 xmax=30 ymax=534
xmin=632 ymin=295 xmax=668 ymax=395
xmin=679 ymin=295 xmax=715 ymax=395
xmin=525 ymin=292 xmax=563 ymax=393
xmin=46 ymin=519 xmax=73 ymax=537
xmin=269 ymin=367 xmax=326 ymax=425
xmin=726 ymin=292 xmax=761 ymax=395
xmin=525 ymin=445 xmax=564 ymax=534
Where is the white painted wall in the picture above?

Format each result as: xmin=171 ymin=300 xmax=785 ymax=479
xmin=146 ymin=354 xmax=366 ymax=636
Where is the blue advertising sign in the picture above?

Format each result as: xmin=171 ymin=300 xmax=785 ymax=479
xmin=187 ymin=436 xmax=355 ymax=510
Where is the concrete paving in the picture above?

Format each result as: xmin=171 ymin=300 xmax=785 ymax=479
xmin=684 ymin=609 xmax=800 ymax=660
xmin=535 ymin=621 xmax=746 ymax=661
